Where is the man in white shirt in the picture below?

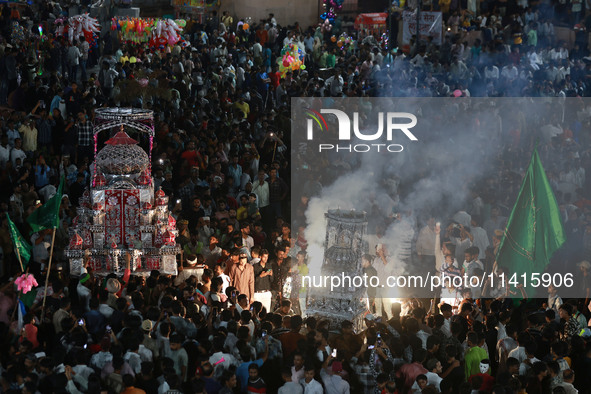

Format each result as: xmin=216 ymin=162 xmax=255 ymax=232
xmin=10 ymin=138 xmax=26 ymax=168
xmin=546 ymin=284 xmax=563 ymax=321
xmin=203 ymin=235 xmax=222 ymax=267
xmin=9 ymin=183 xmax=24 ymax=221
xmin=416 ymin=217 xmax=436 ymax=272
xmin=240 ymin=222 xmax=254 ymax=251
xmin=5 ymin=121 xmax=20 ymax=148
xmin=72 ymin=355 xmax=95 ymax=391
xmin=326 ymin=71 xmax=344 ymax=97
xmin=67 ymin=41 xmax=82 ymax=82
xmin=501 ymin=63 xmax=519 ymax=81
xmin=31 ymin=229 xmax=51 ymax=272
xmin=283 ymin=31 xmax=295 ymax=47
xmin=463 ymin=247 xmax=484 ymax=277
xmin=440 ymin=303 xmax=453 ymax=338
xmin=291 ymin=353 xmax=305 ymax=384
xmin=252 ymin=170 xmax=270 ymax=217
xmin=518 ymin=343 xmax=540 ymax=376
xmin=425 ymin=359 xmax=443 ymax=391
xmin=470 ymin=217 xmax=490 ymax=260
xmin=508 ymin=342 xmax=527 ymax=364
xmin=253 ymin=38 xmax=263 ymax=63
xmin=320 ymin=359 xmax=350 ymax=394
xmin=209 ymin=336 xmax=240 ymax=379
xmin=98 ymin=290 xmax=114 ymax=319
xmin=279 ymin=367 xmax=304 ymax=394
xmin=91 ymin=338 xmax=114 ymax=371
xmin=124 ymin=341 xmax=143 ymax=374
xmin=557 ymin=369 xmax=578 ymax=394
xmin=304 ymin=33 xmax=314 ymax=54
xmin=462 ymin=247 xmax=484 ymax=298
xmin=300 ymin=365 xmax=323 ymax=394
xmin=0 ymin=135 xmax=10 ymax=168
xmin=39 ymin=182 xmax=57 ymax=203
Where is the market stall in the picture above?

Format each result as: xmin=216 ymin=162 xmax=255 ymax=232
xmin=171 ymin=0 xmax=217 ymax=22
xmin=354 ymin=12 xmax=388 ymax=35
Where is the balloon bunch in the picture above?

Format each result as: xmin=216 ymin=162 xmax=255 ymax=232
xmin=150 ymin=19 xmax=183 ymax=47
xmin=11 ymin=21 xmax=25 ymax=42
xmin=380 ymin=32 xmax=389 ymax=50
xmin=320 ymin=18 xmax=332 ymax=33
xmin=319 ymin=0 xmax=339 ymax=33
xmin=15 ymin=273 xmax=38 ymax=295
xmin=320 ymin=9 xmax=336 ymax=24
xmin=110 ymin=17 xmax=185 ymax=48
xmin=337 ymin=33 xmax=353 ymax=50
xmin=327 ymin=0 xmax=344 ymax=9
xmin=278 ymin=43 xmax=305 ymax=77
xmin=54 ymin=13 xmax=100 ymax=44
xmin=237 ymin=17 xmax=252 ymax=32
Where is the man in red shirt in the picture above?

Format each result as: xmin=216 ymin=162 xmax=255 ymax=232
xmin=279 ymin=315 xmax=305 ymax=361
xmin=181 ymin=140 xmax=205 ymax=170
xmin=268 ymin=64 xmax=281 ymax=89
xmin=256 ymin=26 xmax=268 ymax=46
xmin=397 ymin=348 xmax=428 ymax=392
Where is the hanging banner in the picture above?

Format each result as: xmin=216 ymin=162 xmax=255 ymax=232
xmin=402 ymin=11 xmax=442 ymax=45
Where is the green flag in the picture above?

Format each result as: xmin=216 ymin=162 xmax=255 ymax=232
xmin=6 ymin=213 xmax=32 ymax=269
xmin=496 ymin=148 xmax=565 ymax=295
xmin=26 ymin=176 xmax=64 ymax=233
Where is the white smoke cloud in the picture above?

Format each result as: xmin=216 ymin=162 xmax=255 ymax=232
xmin=301 ymin=99 xmax=504 ymax=279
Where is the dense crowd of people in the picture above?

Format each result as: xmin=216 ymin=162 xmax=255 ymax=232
xmin=0 ymin=0 xmax=590 ymax=393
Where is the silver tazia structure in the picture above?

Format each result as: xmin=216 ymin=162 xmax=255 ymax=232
xmin=66 ymin=108 xmax=180 ymax=277
xmin=305 ymin=209 xmax=369 ymax=331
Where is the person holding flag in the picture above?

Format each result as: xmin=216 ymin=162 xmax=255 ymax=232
xmin=6 ymin=212 xmax=32 ymax=273
xmin=495 ymin=148 xmax=566 ymax=299
xmin=30 ymin=228 xmax=51 ymax=277
xmin=25 ymin=176 xmax=64 ymax=318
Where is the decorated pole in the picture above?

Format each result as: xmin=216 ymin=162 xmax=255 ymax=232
xmin=40 ymin=227 xmax=57 ymax=321
xmin=15 ymin=238 xmax=24 ymax=273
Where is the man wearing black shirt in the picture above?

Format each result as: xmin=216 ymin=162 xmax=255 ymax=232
xmin=64 ymin=82 xmax=82 ymax=117
xmin=184 ymin=196 xmax=205 ymax=232
xmin=271 ymin=245 xmax=290 ymax=310
xmin=253 ymin=249 xmax=273 ymax=312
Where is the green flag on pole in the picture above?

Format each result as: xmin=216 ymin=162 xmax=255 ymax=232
xmin=496 ymin=148 xmax=566 ymax=295
xmin=26 ymin=176 xmax=64 ymax=233
xmin=6 ymin=213 xmax=32 ymax=269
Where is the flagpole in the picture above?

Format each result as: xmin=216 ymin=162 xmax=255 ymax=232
xmin=41 ymin=227 xmax=57 ymax=321
xmin=10 ymin=269 xmax=26 ymax=326
xmin=15 ymin=242 xmax=24 ymax=273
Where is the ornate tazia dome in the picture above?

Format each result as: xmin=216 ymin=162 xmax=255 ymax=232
xmin=96 ymin=131 xmax=149 ymax=175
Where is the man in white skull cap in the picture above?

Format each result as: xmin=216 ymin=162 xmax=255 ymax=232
xmin=173 ymin=254 xmax=205 ymax=286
